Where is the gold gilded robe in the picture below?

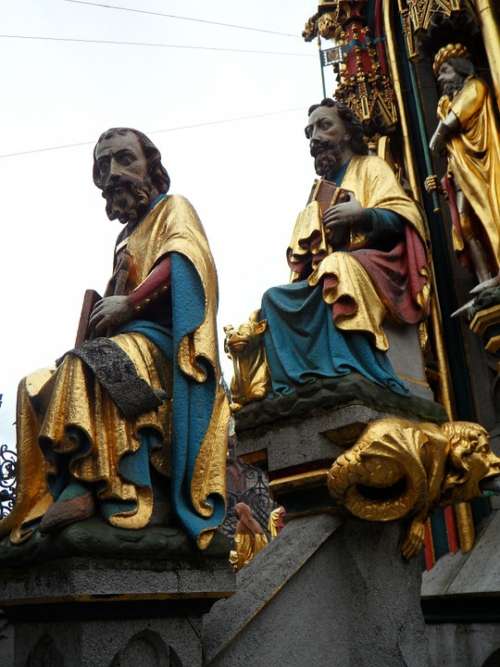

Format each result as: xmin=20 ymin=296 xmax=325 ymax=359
xmin=287 ymin=155 xmax=429 ymax=351
xmin=2 ymin=195 xmax=229 ymax=547
xmin=438 ymin=77 xmax=500 ymax=271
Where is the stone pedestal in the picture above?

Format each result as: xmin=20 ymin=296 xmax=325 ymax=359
xmin=204 ymin=514 xmax=431 ymax=667
xmin=214 ymin=377 xmax=444 ymax=666
xmin=235 ymin=373 xmax=446 ymax=515
xmin=0 ymin=523 xmax=234 ymax=667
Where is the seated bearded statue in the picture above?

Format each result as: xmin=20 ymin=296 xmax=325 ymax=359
xmin=1 ymin=128 xmax=229 ymax=551
xmin=227 ymin=99 xmax=430 ymax=408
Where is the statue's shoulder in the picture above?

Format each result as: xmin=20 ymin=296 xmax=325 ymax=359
xmin=359 ymin=154 xmax=388 ymax=167
xmin=156 ymin=194 xmax=200 ymax=225
xmin=158 ymin=194 xmax=206 ymax=240
xmin=467 ymin=76 xmax=487 ymax=90
xmin=352 ymin=154 xmax=394 ymax=178
xmin=159 ymin=193 xmax=195 ymax=213
xmin=459 ymin=76 xmax=488 ymax=100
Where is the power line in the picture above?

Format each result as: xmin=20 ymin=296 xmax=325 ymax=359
xmin=64 ymin=0 xmax=299 ymax=39
xmin=0 ymin=109 xmax=304 ymax=159
xmin=0 ymin=34 xmax=311 ymax=57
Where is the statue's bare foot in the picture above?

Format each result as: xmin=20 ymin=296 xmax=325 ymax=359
xmin=39 ymin=490 xmax=96 ymax=534
xmin=401 ymin=518 xmax=426 ymax=560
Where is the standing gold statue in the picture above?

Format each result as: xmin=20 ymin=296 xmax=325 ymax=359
xmin=429 ymin=44 xmax=500 ymax=283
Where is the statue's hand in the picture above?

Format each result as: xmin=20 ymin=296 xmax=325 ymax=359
xmin=323 ymin=193 xmax=370 ymax=231
xmin=89 ymin=296 xmax=134 ymax=336
xmin=424 ymin=175 xmax=442 ymax=194
xmin=401 ymin=517 xmax=426 ymax=560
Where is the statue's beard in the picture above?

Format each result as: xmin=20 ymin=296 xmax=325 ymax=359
xmin=103 ymin=176 xmax=154 ymax=225
xmin=440 ymin=78 xmax=463 ymax=99
xmin=310 ymin=140 xmax=344 ymax=179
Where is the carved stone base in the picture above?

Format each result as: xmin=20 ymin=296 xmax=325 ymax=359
xmin=234 ymin=373 xmax=446 ymax=435
xmin=0 ymin=518 xmax=229 ymax=567
xmin=204 ymin=514 xmax=430 ymax=667
xmin=234 ymin=375 xmax=447 ymax=515
xmin=0 ymin=534 xmax=234 ymax=666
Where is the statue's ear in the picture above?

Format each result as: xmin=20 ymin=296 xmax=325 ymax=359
xmin=223 ymin=325 xmax=234 ymax=335
xmin=254 ymin=320 xmax=268 ymax=335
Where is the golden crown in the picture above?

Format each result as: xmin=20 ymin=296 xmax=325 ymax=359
xmin=433 ymin=43 xmax=470 ymax=75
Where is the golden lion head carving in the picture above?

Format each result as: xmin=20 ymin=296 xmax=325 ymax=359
xmin=441 ymin=421 xmax=500 ymax=501
xmin=224 ymin=312 xmax=267 ymax=357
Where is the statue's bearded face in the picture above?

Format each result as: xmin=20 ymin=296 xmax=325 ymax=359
xmin=437 ymin=62 xmax=464 ymax=99
xmin=94 ymin=131 xmax=154 ymax=225
xmin=305 ymin=106 xmax=350 ymax=179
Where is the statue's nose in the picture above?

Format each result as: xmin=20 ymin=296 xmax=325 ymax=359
xmin=104 ymin=172 xmax=120 ymax=188
xmin=109 ymin=159 xmax=123 ymax=178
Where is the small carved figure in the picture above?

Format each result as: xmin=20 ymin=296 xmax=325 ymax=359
xmin=229 ymin=502 xmax=269 ymax=571
xmin=327 ymin=418 xmax=500 ymax=559
xmin=268 ymin=506 xmax=286 ymax=539
xmin=224 ymin=313 xmax=270 ymax=411
xmin=429 ymin=44 xmax=500 ymax=283
xmin=1 ymin=128 xmax=229 ymax=549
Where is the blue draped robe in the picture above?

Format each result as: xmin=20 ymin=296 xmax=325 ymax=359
xmin=261 ymin=163 xmax=409 ymax=397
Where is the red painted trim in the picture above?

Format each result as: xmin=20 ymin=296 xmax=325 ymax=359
xmin=444 ymin=505 xmax=459 ymax=554
xmin=424 ymin=519 xmax=435 ymax=570
xmin=374 ymin=0 xmax=388 ymax=76
xmin=129 ymin=256 xmax=171 ymax=308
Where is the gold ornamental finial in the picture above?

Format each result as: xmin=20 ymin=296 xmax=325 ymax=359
xmin=433 ymin=43 xmax=470 ymax=75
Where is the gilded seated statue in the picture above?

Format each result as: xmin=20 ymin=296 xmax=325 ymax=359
xmin=227 ymin=99 xmax=431 ymax=410
xmin=1 ymin=128 xmax=229 ymax=552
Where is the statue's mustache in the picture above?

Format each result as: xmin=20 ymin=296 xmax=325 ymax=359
xmin=102 ymin=175 xmax=145 ymax=198
xmin=310 ymin=139 xmax=341 ymax=158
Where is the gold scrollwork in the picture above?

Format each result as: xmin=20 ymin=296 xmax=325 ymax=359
xmin=303 ymin=2 xmax=399 ymax=134
xmin=327 ymin=418 xmax=500 ymax=558
xmin=303 ymin=2 xmax=354 ymax=42
xmin=398 ymin=0 xmax=471 ymax=59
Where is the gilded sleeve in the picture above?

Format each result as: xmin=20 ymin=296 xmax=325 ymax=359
xmin=451 ymin=79 xmax=487 ymax=127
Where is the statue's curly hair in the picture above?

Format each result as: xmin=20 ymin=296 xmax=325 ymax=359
xmin=441 ymin=421 xmax=488 ymax=453
xmin=307 ymin=98 xmax=368 ymax=156
xmin=441 ymin=421 xmax=496 ymax=498
xmin=92 ymin=128 xmax=170 ymax=194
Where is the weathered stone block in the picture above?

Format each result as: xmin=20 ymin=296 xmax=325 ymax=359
xmin=0 ymin=526 xmax=235 ymax=666
xmin=204 ymin=514 xmax=430 ymax=667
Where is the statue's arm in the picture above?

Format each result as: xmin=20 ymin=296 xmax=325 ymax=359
xmin=429 ymin=111 xmax=460 ymax=153
xmin=365 ymin=209 xmax=405 ymax=246
xmin=323 ymin=197 xmax=404 ymax=246
xmin=89 ymin=256 xmax=171 ymax=335
xmin=430 ymin=79 xmax=486 ymax=153
xmin=128 ymin=255 xmax=171 ymax=313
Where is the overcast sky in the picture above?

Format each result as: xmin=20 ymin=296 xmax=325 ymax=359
xmin=0 ymin=1 xmax=335 ymax=447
